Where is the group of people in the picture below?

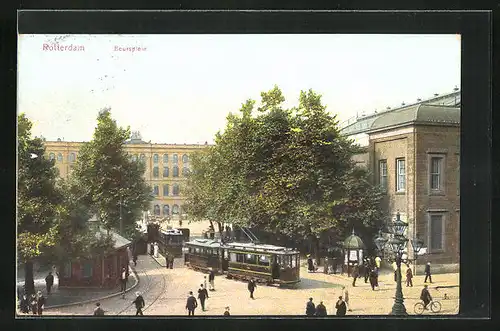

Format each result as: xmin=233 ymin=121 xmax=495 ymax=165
xmin=18 ymin=290 xmax=46 ymax=315
xmin=305 ymin=295 xmax=347 ymax=317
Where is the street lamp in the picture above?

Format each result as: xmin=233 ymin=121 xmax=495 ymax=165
xmin=374 ymin=212 xmax=409 ymax=315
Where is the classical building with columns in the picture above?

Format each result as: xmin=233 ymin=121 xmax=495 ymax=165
xmin=44 ymin=132 xmax=210 ymax=219
xmin=341 ymin=89 xmax=460 ymax=272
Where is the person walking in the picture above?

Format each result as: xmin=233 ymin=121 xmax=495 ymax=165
xmin=369 ymin=268 xmax=377 ymax=291
xmin=165 ymin=253 xmax=170 ymax=269
xmin=93 ymin=302 xmax=105 ymax=316
xmin=305 ymin=297 xmax=316 ymax=316
xmin=36 ymin=291 xmax=46 ymax=316
xmin=186 ymin=291 xmax=198 ymax=316
xmin=342 ymin=286 xmax=351 ymax=312
xmin=351 ymin=266 xmax=359 ymax=287
xmin=223 ymin=306 xmax=230 ymax=316
xmin=363 ymin=259 xmax=370 ymax=283
xmin=420 ymin=285 xmax=432 ymax=310
xmin=45 ymin=272 xmax=54 ymax=295
xmin=335 ymin=296 xmax=347 ymax=316
xmin=248 ymin=279 xmax=257 ymax=299
xmin=307 ymin=255 xmax=314 ymax=273
xmin=203 ymin=275 xmax=208 ymax=290
xmin=424 ymin=262 xmax=433 ymax=283
xmin=315 ymin=301 xmax=327 ymax=316
xmin=168 ymin=253 xmax=174 ymax=269
xmin=406 ymin=265 xmax=413 ymax=287
xmin=19 ymin=293 xmax=29 ymax=314
xmin=208 ymin=269 xmax=215 ymax=291
xmin=132 ymin=253 xmax=138 ymax=267
xmin=132 ymin=291 xmax=145 ymax=316
xmin=197 ymin=284 xmax=209 ymax=311
xmin=375 ymin=256 xmax=381 ymax=270
xmin=29 ymin=293 xmax=38 ymax=315
xmin=119 ymin=267 xmax=128 ymax=298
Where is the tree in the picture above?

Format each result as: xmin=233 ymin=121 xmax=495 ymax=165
xmin=71 ymin=108 xmax=152 ymax=237
xmin=17 ymin=113 xmax=64 ymax=295
xmin=184 ymin=86 xmax=386 ymax=258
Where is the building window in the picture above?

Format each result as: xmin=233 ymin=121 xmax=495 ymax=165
xmin=163 ymin=205 xmax=170 ymax=216
xmin=49 ymin=153 xmax=55 ymax=161
xmin=140 ymin=154 xmax=146 ymax=163
xmin=68 ymin=153 xmax=76 ymax=163
xmin=173 ymin=154 xmax=178 ymax=164
xmin=173 ymin=165 xmax=179 ymax=177
xmin=172 ymin=204 xmax=179 ymax=214
xmin=163 ymin=154 xmax=168 ymax=163
xmin=163 ymin=167 xmax=169 ymax=177
xmin=153 ymin=166 xmax=159 ymax=178
xmin=182 ymin=167 xmax=189 ymax=177
xmin=154 ymin=204 xmax=160 ymax=215
xmin=396 ymin=158 xmax=406 ymax=192
xmin=430 ymin=156 xmax=443 ymax=191
xmin=153 ymin=185 xmax=159 ymax=196
xmin=379 ymin=160 xmax=387 ymax=191
xmin=173 ymin=184 xmax=180 ymax=196
xmin=82 ymin=261 xmax=93 ymax=278
xmin=153 ymin=154 xmax=159 ymax=164
xmin=163 ymin=184 xmax=169 ymax=196
xmin=429 ymin=214 xmax=444 ymax=252
xmin=57 ymin=153 xmax=63 ymax=162
xmin=182 ymin=154 xmax=189 ymax=163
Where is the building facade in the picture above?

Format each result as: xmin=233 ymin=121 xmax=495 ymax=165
xmin=44 ymin=135 xmax=209 ymax=219
xmin=341 ymin=89 xmax=460 ymax=272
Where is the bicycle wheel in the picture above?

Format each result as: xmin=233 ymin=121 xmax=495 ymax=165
xmin=414 ymin=302 xmax=425 ymax=315
xmin=430 ymin=301 xmax=442 ymax=313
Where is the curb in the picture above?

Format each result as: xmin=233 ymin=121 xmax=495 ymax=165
xmin=44 ymin=266 xmax=140 ymax=310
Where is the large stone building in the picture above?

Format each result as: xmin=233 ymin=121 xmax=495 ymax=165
xmin=44 ymin=132 xmax=210 ymax=219
xmin=341 ymin=89 xmax=460 ymax=272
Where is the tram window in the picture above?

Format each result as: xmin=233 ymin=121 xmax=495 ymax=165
xmin=258 ymin=255 xmax=270 ymax=266
xmin=281 ymin=255 xmax=292 ymax=268
xmin=245 ymin=254 xmax=257 ymax=265
xmin=195 ymin=247 xmax=201 ymax=254
xmin=230 ymin=252 xmax=236 ymax=262
xmin=224 ymin=250 xmax=229 ymax=260
xmin=236 ymin=253 xmax=244 ymax=263
xmin=188 ymin=247 xmax=193 ymax=254
xmin=291 ymin=255 xmax=297 ymax=268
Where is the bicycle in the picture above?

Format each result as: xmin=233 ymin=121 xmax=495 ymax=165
xmin=414 ymin=300 xmax=442 ymax=315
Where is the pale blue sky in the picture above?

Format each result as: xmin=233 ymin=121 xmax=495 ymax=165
xmin=18 ymin=34 xmax=460 ymax=144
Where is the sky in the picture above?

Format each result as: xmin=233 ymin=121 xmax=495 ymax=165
xmin=18 ymin=34 xmax=461 ymax=144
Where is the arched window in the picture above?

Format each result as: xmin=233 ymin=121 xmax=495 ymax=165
xmin=173 ymin=165 xmax=179 ymax=177
xmin=69 ymin=153 xmax=76 ymax=163
xmin=153 ymin=154 xmax=159 ymax=164
xmin=49 ymin=153 xmax=55 ymax=161
xmin=172 ymin=204 xmax=179 ymax=215
xmin=173 ymin=184 xmax=180 ymax=196
xmin=163 ymin=154 xmax=168 ymax=163
xmin=163 ymin=184 xmax=169 ymax=196
xmin=163 ymin=205 xmax=170 ymax=216
xmin=173 ymin=154 xmax=178 ymax=163
xmin=153 ymin=185 xmax=159 ymax=196
xmin=140 ymin=154 xmax=146 ymax=163
xmin=182 ymin=154 xmax=189 ymax=163
xmin=182 ymin=167 xmax=189 ymax=177
xmin=153 ymin=166 xmax=159 ymax=178
xmin=163 ymin=167 xmax=169 ymax=177
xmin=57 ymin=153 xmax=63 ymax=162
xmin=154 ymin=205 xmax=160 ymax=215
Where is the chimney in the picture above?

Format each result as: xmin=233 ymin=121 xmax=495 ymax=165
xmin=434 ymin=93 xmax=439 ymax=97
xmin=401 ymin=102 xmax=406 ymax=106
xmin=453 ymin=86 xmax=459 ymax=91
xmin=417 ymin=98 xmax=422 ymax=102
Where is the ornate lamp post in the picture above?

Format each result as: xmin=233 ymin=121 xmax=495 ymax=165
xmin=374 ymin=212 xmax=409 ymax=316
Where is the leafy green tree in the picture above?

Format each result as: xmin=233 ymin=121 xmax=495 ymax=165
xmin=17 ymin=113 xmax=64 ymax=295
xmin=71 ymin=108 xmax=152 ymax=237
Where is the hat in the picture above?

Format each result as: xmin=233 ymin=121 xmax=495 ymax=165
xmin=96 ymin=302 xmax=101 ymax=307
xmin=136 ymin=291 xmax=141 ymax=296
xmin=309 ymin=297 xmax=313 ymax=301
xmin=225 ymin=306 xmax=230 ymax=310
xmin=189 ymin=291 xmax=193 ymax=295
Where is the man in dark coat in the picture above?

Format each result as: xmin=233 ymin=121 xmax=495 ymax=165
xmin=420 ymin=285 xmax=432 ymax=310
xmin=45 ymin=272 xmax=54 ymax=295
xmin=186 ymin=291 xmax=198 ymax=316
xmin=248 ymin=279 xmax=257 ymax=299
xmin=119 ymin=267 xmax=128 ymax=298
xmin=223 ymin=306 xmax=230 ymax=316
xmin=363 ymin=259 xmax=370 ymax=283
xmin=352 ymin=265 xmax=359 ymax=287
xmin=305 ymin=297 xmax=316 ymax=316
xmin=19 ymin=293 xmax=29 ymax=314
xmin=315 ymin=301 xmax=327 ymax=316
xmin=369 ymin=268 xmax=377 ymax=291
xmin=406 ymin=265 xmax=413 ymax=287
xmin=29 ymin=293 xmax=38 ymax=315
xmin=93 ymin=302 xmax=105 ymax=316
xmin=132 ymin=291 xmax=145 ymax=316
xmin=208 ymin=269 xmax=215 ymax=291
xmin=168 ymin=253 xmax=174 ymax=269
xmin=307 ymin=255 xmax=314 ymax=273
xmin=36 ymin=291 xmax=46 ymax=315
xmin=335 ymin=296 xmax=347 ymax=316
xmin=424 ymin=262 xmax=433 ymax=283
xmin=132 ymin=253 xmax=138 ymax=267
xmin=198 ymin=284 xmax=209 ymax=311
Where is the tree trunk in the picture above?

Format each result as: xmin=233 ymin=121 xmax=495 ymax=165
xmin=24 ymin=260 xmax=35 ymax=296
xmin=217 ymin=222 xmax=223 ymax=239
xmin=311 ymin=236 xmax=321 ymax=266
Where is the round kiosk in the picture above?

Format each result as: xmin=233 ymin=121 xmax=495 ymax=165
xmin=343 ymin=229 xmax=365 ymax=277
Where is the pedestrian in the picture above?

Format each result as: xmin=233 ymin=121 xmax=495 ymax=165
xmin=406 ymin=265 xmax=413 ymax=287
xmin=323 ymin=257 xmax=329 ymax=274
xmin=424 ymin=262 xmax=433 ymax=283
xmin=375 ymin=256 xmax=381 ymax=270
xmin=203 ymin=275 xmax=208 ymax=290
xmin=36 ymin=291 xmax=46 ymax=316
xmin=186 ymin=291 xmax=198 ymax=316
xmin=132 ymin=253 xmax=138 ymax=267
xmin=420 ymin=284 xmax=432 ymax=310
xmin=45 ymin=272 xmax=54 ymax=295
xmin=19 ymin=293 xmax=29 ymax=314
xmin=132 ymin=291 xmax=145 ymax=316
xmin=369 ymin=269 xmax=377 ymax=291
xmin=351 ymin=265 xmax=359 ymax=287
xmin=198 ymin=284 xmax=209 ymax=311
xmin=223 ymin=306 xmax=230 ymax=316
xmin=363 ymin=259 xmax=370 ymax=283
xmin=169 ymin=253 xmax=174 ymax=269
xmin=30 ymin=293 xmax=38 ymax=315
xmin=315 ymin=301 xmax=327 ymax=316
xmin=93 ymin=302 xmax=105 ymax=316
xmin=335 ymin=296 xmax=347 ymax=316
xmin=208 ymin=268 xmax=215 ymax=291
xmin=305 ymin=297 xmax=316 ymax=316
xmin=165 ymin=253 xmax=169 ymax=269
xmin=342 ymin=286 xmax=351 ymax=311
xmin=307 ymin=255 xmax=314 ymax=273
xmin=247 ymin=279 xmax=257 ymax=299
xmin=119 ymin=267 xmax=128 ymax=298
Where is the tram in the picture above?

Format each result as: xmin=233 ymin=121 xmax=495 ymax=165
xmin=157 ymin=228 xmax=185 ymax=258
xmin=184 ymin=239 xmax=300 ymax=285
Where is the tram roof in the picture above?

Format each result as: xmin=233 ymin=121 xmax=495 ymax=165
xmin=160 ymin=228 xmax=183 ymax=236
xmin=185 ymin=238 xmax=222 ymax=248
xmin=225 ymin=242 xmax=299 ymax=255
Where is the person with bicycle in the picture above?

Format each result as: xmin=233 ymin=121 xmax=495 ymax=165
xmin=420 ymin=284 xmax=432 ymax=310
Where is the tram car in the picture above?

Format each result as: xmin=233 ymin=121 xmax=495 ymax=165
xmin=184 ymin=239 xmax=300 ymax=285
xmin=158 ymin=228 xmax=185 ymax=258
